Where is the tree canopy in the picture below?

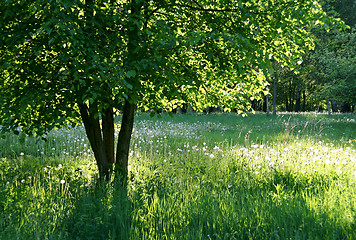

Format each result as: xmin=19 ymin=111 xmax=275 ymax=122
xmin=0 ymin=0 xmax=335 ymax=179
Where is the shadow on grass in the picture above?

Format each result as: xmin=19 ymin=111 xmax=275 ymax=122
xmin=64 ymin=180 xmax=132 ymax=240
xmin=108 ymin=166 xmax=356 ymax=239
xmin=0 ymin=156 xmax=354 ymax=239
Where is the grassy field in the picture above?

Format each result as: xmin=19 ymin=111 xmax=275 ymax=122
xmin=0 ymin=112 xmax=355 ymax=239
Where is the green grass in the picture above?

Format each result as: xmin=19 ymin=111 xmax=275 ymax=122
xmin=1 ymin=112 xmax=355 ymax=239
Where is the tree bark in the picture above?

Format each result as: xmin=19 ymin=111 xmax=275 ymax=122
xmin=273 ymin=77 xmax=277 ymax=115
xmin=302 ymin=90 xmax=306 ymax=111
xmin=113 ymin=0 xmax=141 ymax=183
xmin=102 ymin=106 xmax=115 ymax=165
xmin=295 ymin=89 xmax=301 ymax=112
xmin=79 ymin=103 xmax=111 ymax=180
xmin=266 ymin=93 xmax=269 ymax=116
xmin=116 ymin=100 xmax=136 ymax=182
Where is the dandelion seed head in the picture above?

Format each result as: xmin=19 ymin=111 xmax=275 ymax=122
xmin=268 ymin=161 xmax=275 ymax=168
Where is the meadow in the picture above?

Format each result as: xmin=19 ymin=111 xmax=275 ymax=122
xmin=0 ymin=112 xmax=355 ymax=239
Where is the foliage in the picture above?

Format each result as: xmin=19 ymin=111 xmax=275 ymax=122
xmin=0 ymin=0 xmax=337 ymax=177
xmin=316 ymin=28 xmax=356 ymax=107
xmin=0 ymin=0 xmax=332 ymax=123
xmin=264 ymin=0 xmax=354 ymax=114
xmin=323 ymin=0 xmax=356 ymax=27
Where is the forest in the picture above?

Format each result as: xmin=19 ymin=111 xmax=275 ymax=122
xmin=254 ymin=0 xmax=356 ymax=114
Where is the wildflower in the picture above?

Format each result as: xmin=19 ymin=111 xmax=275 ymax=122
xmin=60 ymin=179 xmax=66 ymax=184
xmin=209 ymin=153 xmax=214 ymax=158
xmin=21 ymin=179 xmax=25 ymax=183
xmin=20 ymin=152 xmax=24 ymax=156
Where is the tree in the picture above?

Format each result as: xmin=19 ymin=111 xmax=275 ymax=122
xmin=0 ymin=0 xmax=334 ymax=181
xmin=317 ymin=29 xmax=356 ymax=111
xmin=323 ymin=0 xmax=356 ymax=27
xmin=299 ymin=0 xmax=356 ymax=113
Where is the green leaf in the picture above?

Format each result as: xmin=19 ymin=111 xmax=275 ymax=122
xmin=126 ymin=70 xmax=136 ymax=78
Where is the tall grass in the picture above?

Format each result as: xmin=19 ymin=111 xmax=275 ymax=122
xmin=0 ymin=112 xmax=355 ymax=239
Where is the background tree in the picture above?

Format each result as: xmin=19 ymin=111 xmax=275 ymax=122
xmin=317 ymin=29 xmax=356 ymax=111
xmin=310 ymin=0 xmax=356 ymax=112
xmin=0 ymin=0 xmax=335 ymax=181
xmin=265 ymin=0 xmax=352 ymax=113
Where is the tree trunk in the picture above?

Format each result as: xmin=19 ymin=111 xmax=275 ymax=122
xmin=114 ymin=0 xmax=141 ymax=183
xmin=302 ymin=90 xmax=306 ymax=111
xmin=295 ymin=89 xmax=301 ymax=112
xmin=273 ymin=77 xmax=277 ymax=115
xmin=102 ymin=107 xmax=115 ymax=165
xmin=116 ymin=100 xmax=136 ymax=182
xmin=285 ymin=96 xmax=289 ymax=111
xmin=79 ymin=103 xmax=111 ymax=180
xmin=265 ymin=91 xmax=269 ymax=116
xmin=265 ymin=75 xmax=270 ymax=116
